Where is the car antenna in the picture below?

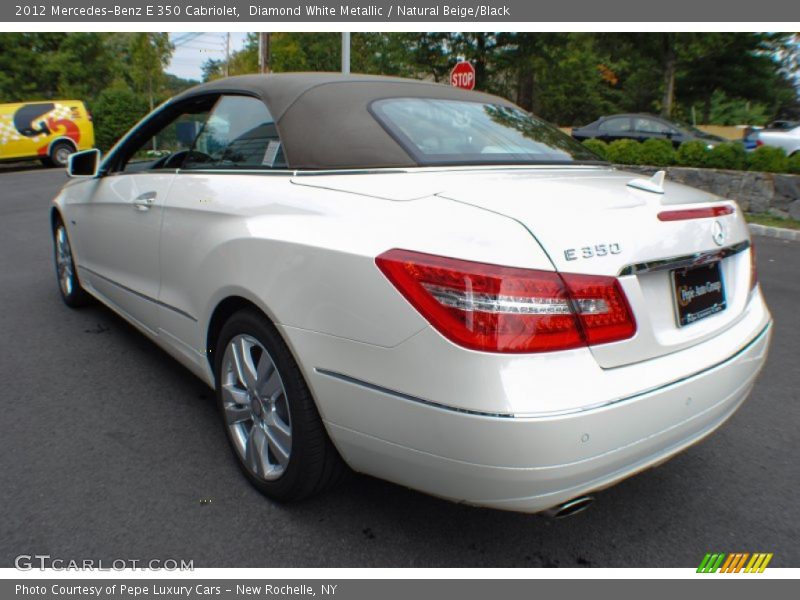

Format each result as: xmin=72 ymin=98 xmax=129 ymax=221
xmin=626 ymin=170 xmax=666 ymax=194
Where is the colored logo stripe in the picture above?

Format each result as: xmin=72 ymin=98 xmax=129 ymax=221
xmin=697 ymin=553 xmax=773 ymax=573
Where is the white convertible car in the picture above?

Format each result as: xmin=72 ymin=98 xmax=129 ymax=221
xmin=52 ymin=74 xmax=771 ymax=516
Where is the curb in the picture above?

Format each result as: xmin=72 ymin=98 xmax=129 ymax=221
xmin=748 ymin=223 xmax=800 ymax=241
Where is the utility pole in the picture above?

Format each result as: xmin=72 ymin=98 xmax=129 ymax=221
xmin=259 ymin=32 xmax=271 ymax=74
xmin=225 ymin=32 xmax=231 ymax=77
xmin=341 ymin=32 xmax=350 ymax=75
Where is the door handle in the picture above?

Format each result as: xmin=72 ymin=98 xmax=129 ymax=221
xmin=132 ymin=191 xmax=157 ymax=211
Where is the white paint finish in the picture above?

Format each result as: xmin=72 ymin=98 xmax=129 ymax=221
xmin=432 ymin=168 xmax=753 ymax=367
xmin=157 ymin=171 xmax=554 ymax=353
xmin=281 ymin=287 xmax=769 ymax=418
xmin=72 ymin=172 xmax=176 ymax=331
xmin=757 ymin=125 xmax=800 ymax=156
xmin=53 ymin=161 xmax=773 ymax=512
xmin=323 ymin=335 xmax=765 ymax=512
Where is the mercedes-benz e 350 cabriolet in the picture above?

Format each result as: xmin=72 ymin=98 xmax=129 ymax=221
xmin=52 ymin=74 xmax=771 ymax=515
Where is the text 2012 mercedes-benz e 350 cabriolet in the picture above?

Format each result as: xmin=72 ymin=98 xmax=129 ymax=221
xmin=52 ymin=74 xmax=771 ymax=515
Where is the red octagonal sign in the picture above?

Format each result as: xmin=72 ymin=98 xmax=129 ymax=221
xmin=450 ymin=61 xmax=476 ymax=90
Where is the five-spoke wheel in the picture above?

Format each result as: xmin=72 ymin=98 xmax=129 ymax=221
xmin=53 ymin=219 xmax=91 ymax=307
xmin=214 ymin=309 xmax=347 ymax=501
xmin=221 ymin=334 xmax=293 ymax=481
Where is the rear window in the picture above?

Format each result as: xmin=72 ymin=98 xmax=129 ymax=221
xmin=370 ymin=98 xmax=602 ymax=166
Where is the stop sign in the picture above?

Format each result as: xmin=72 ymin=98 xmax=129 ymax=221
xmin=450 ymin=61 xmax=476 ymax=90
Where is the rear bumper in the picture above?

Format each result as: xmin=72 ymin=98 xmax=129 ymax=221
xmin=318 ymin=322 xmax=769 ymax=512
xmin=281 ymin=291 xmax=772 ymax=512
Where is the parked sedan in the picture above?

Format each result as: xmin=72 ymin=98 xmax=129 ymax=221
xmin=754 ymin=122 xmax=800 ymax=156
xmin=572 ymin=113 xmax=727 ymax=147
xmin=52 ymin=74 xmax=771 ymax=515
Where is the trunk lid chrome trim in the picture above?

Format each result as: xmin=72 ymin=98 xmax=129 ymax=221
xmin=618 ymin=240 xmax=750 ymax=277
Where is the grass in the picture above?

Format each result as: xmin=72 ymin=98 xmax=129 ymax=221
xmin=745 ymin=213 xmax=800 ymax=231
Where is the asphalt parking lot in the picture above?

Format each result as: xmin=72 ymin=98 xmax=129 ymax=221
xmin=1 ymin=165 xmax=798 ymax=568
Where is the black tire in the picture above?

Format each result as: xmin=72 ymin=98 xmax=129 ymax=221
xmin=215 ymin=308 xmax=348 ymax=502
xmin=49 ymin=141 xmax=74 ymax=168
xmin=53 ymin=218 xmax=93 ymax=308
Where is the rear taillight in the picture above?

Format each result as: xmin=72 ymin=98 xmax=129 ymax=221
xmin=755 ymin=139 xmax=764 ymax=148
xmin=376 ymin=249 xmax=636 ymax=353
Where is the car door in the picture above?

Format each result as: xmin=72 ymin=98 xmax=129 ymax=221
xmin=75 ymin=96 xmax=215 ymax=333
xmin=156 ymin=94 xmax=289 ymax=363
xmin=631 ymin=117 xmax=673 ymax=143
xmin=596 ymin=116 xmax=633 ymax=143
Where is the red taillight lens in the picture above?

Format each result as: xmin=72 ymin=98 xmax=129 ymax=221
xmin=657 ymin=205 xmax=734 ymax=221
xmin=376 ymin=249 xmax=636 ymax=353
xmin=558 ymin=272 xmax=638 ymax=346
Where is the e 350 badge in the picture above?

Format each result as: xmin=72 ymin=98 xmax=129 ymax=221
xmin=564 ymin=243 xmax=622 ymax=261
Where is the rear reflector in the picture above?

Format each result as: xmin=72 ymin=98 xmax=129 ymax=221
xmin=658 ymin=205 xmax=735 ymax=221
xmin=376 ymin=249 xmax=636 ymax=353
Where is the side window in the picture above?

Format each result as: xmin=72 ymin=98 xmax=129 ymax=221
xmin=118 ymin=100 xmax=214 ymax=174
xmin=634 ymin=118 xmax=670 ymax=134
xmin=598 ymin=117 xmax=631 ymax=133
xmin=182 ymin=95 xmax=286 ymax=170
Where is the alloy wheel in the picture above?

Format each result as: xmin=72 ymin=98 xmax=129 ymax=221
xmin=55 ymin=225 xmax=74 ymax=297
xmin=220 ymin=334 xmax=292 ymax=481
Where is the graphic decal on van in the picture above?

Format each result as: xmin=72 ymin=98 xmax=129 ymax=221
xmin=0 ymin=102 xmax=81 ymax=154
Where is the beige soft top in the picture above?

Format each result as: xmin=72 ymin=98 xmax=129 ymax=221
xmin=171 ymin=73 xmax=514 ymax=170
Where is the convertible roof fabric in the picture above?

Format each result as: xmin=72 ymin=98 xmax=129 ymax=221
xmin=171 ymin=73 xmax=514 ymax=170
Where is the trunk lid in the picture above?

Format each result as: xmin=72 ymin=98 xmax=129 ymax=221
xmin=435 ymin=168 xmax=753 ymax=368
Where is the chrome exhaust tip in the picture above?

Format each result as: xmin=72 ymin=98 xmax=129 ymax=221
xmin=541 ymin=495 xmax=595 ymax=519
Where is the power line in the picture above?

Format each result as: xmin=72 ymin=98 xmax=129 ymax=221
xmin=172 ymin=32 xmax=205 ymax=47
xmin=171 ymin=33 xmax=197 ymax=45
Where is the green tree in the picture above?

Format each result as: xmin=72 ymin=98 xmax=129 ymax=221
xmin=0 ymin=33 xmax=66 ymax=101
xmin=192 ymin=31 xmax=799 ymax=128
xmin=91 ymin=83 xmax=149 ymax=151
xmin=679 ymin=33 xmax=786 ymax=123
xmin=129 ymin=33 xmax=173 ymax=111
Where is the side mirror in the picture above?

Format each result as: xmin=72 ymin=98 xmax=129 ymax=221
xmin=67 ymin=149 xmax=101 ymax=178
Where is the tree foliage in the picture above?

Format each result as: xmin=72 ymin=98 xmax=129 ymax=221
xmin=0 ymin=32 xmax=196 ymax=151
xmin=202 ymin=32 xmax=799 ymax=127
xmin=92 ymin=84 xmax=150 ymax=151
xmin=128 ymin=33 xmax=173 ymax=110
xmin=0 ymin=31 xmax=796 ymax=154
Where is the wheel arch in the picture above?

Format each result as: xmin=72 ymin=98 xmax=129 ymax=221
xmin=205 ymin=295 xmax=276 ymax=375
xmin=47 ymin=136 xmax=78 ymax=156
xmin=50 ymin=206 xmax=64 ymax=232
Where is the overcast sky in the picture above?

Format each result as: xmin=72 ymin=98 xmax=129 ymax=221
xmin=166 ymin=32 xmax=249 ymax=81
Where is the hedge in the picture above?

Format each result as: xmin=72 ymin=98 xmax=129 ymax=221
xmin=581 ymin=138 xmax=608 ymax=160
xmin=580 ymin=138 xmax=798 ymax=174
xmin=639 ymin=139 xmax=676 ymax=167
xmin=789 ymin=152 xmax=800 ymax=175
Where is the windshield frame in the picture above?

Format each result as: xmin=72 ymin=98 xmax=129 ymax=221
xmin=368 ymin=97 xmax=608 ymax=168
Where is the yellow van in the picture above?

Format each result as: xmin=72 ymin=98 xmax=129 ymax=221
xmin=0 ymin=100 xmax=95 ymax=167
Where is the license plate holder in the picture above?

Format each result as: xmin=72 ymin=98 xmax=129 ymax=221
xmin=671 ymin=261 xmax=727 ymax=327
